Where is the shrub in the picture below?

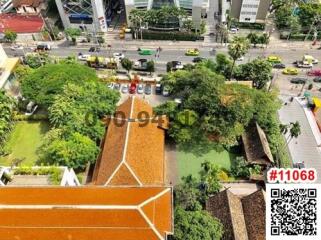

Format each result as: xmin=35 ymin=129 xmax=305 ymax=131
xmin=235 ymin=22 xmax=265 ymax=30
xmin=13 ymin=114 xmax=48 ymax=121
xmin=140 ymin=30 xmax=202 ymax=41
xmin=13 ymin=166 xmax=62 ymax=185
xmin=217 ymin=170 xmax=229 ymax=181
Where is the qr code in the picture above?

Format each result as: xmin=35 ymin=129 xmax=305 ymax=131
xmin=267 ymin=184 xmax=321 ymax=240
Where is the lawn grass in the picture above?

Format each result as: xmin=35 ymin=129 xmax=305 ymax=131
xmin=0 ymin=121 xmax=49 ymax=166
xmin=177 ymin=145 xmax=240 ymax=181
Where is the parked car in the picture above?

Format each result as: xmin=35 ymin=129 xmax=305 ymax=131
xmin=114 ymin=83 xmax=121 ymax=91
xmin=25 ymin=101 xmax=38 ymax=116
xmin=107 ymin=82 xmax=115 ymax=89
xmin=89 ymin=47 xmax=100 ymax=52
xmin=35 ymin=43 xmax=50 ymax=51
xmin=155 ymin=83 xmax=162 ymax=95
xmin=134 ymin=59 xmax=148 ymax=70
xmin=283 ymin=67 xmax=299 ymax=75
xmin=193 ymin=57 xmax=206 ymax=63
xmin=162 ymin=86 xmax=170 ymax=96
xmin=308 ymin=69 xmax=321 ymax=77
xmin=185 ymin=48 xmax=199 ymax=56
xmin=113 ymin=52 xmax=125 ymax=61
xmin=121 ymin=84 xmax=129 ymax=93
xmin=237 ymin=56 xmax=244 ymax=61
xmin=273 ymin=63 xmax=286 ymax=69
xmin=230 ymin=28 xmax=238 ymax=34
xmin=10 ymin=45 xmax=23 ymax=51
xmin=293 ymin=162 xmax=305 ymax=169
xmin=144 ymin=84 xmax=152 ymax=95
xmin=267 ymin=55 xmax=282 ymax=63
xmin=290 ymin=77 xmax=307 ymax=84
xmin=137 ymin=84 xmax=144 ymax=94
xmin=313 ymin=77 xmax=321 ymax=82
xmin=129 ymin=83 xmax=137 ymax=94
xmin=78 ymin=53 xmax=90 ymax=61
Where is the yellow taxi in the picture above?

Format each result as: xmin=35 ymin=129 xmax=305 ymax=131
xmin=267 ymin=55 xmax=282 ymax=63
xmin=185 ymin=48 xmax=200 ymax=56
xmin=282 ymin=67 xmax=299 ymax=75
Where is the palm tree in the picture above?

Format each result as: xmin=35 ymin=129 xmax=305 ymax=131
xmin=215 ymin=23 xmax=228 ymax=44
xmin=287 ymin=121 xmax=301 ymax=144
xmin=228 ymin=36 xmax=250 ymax=80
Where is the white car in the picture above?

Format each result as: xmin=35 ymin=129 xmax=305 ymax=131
xmin=121 ymin=84 xmax=129 ymax=93
xmin=113 ymin=52 xmax=125 ymax=61
xmin=25 ymin=101 xmax=38 ymax=116
xmin=137 ymin=84 xmax=144 ymax=94
xmin=237 ymin=56 xmax=244 ymax=61
xmin=107 ymin=82 xmax=115 ymax=89
xmin=10 ymin=45 xmax=23 ymax=51
xmin=78 ymin=54 xmax=90 ymax=61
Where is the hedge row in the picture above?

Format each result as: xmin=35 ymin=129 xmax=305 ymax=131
xmin=280 ymin=32 xmax=321 ymax=41
xmin=13 ymin=114 xmax=48 ymax=121
xmin=235 ymin=22 xmax=265 ymax=30
xmin=139 ymin=30 xmax=203 ymax=41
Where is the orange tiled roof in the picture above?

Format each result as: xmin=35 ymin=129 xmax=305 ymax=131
xmin=0 ymin=186 xmax=173 ymax=240
xmin=93 ymin=96 xmax=167 ymax=186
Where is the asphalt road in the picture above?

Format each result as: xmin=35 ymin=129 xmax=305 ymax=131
xmin=4 ymin=45 xmax=321 ymax=73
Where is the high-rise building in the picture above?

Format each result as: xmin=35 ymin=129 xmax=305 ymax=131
xmin=221 ymin=0 xmax=270 ymax=24
xmin=55 ymin=0 xmax=209 ymax=33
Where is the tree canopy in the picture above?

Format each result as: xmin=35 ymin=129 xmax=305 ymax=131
xmin=174 ymin=207 xmax=224 ymax=240
xmin=49 ymin=82 xmax=120 ymax=142
xmin=0 ymin=91 xmax=15 ymax=155
xmin=159 ymin=60 xmax=281 ymax=152
xmin=20 ymin=63 xmax=98 ymax=107
xmin=38 ymin=129 xmax=99 ymax=169
xmin=235 ymin=58 xmax=272 ymax=89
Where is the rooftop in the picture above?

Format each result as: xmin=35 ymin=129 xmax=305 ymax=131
xmin=0 ymin=14 xmax=44 ymax=33
xmin=92 ymin=96 xmax=168 ymax=186
xmin=242 ymin=121 xmax=274 ymax=165
xmin=0 ymin=186 xmax=173 ymax=240
xmin=12 ymin=0 xmax=44 ymax=7
xmin=206 ymin=189 xmax=266 ymax=240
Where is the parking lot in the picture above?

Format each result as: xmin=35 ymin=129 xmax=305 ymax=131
xmin=112 ymin=83 xmax=169 ymax=106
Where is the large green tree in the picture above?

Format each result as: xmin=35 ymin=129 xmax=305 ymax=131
xmin=4 ymin=29 xmax=17 ymax=43
xmin=49 ymin=82 xmax=119 ymax=142
xmin=160 ymin=62 xmax=281 ymax=151
xmin=174 ymin=175 xmax=202 ymax=211
xmin=236 ymin=58 xmax=273 ymax=89
xmin=38 ymin=129 xmax=98 ymax=169
xmin=20 ymin=63 xmax=98 ymax=107
xmin=174 ymin=207 xmax=224 ymax=240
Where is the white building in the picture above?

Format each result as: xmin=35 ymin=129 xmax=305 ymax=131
xmin=55 ymin=0 xmax=209 ymax=33
xmin=222 ymin=0 xmax=270 ymax=24
xmin=0 ymin=44 xmax=19 ymax=91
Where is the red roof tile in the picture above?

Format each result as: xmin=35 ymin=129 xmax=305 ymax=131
xmin=92 ymin=96 xmax=167 ymax=186
xmin=0 ymin=186 xmax=173 ymax=240
xmin=0 ymin=14 xmax=44 ymax=33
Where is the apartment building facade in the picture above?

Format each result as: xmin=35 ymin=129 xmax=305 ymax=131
xmin=223 ymin=0 xmax=270 ymax=23
xmin=55 ymin=0 xmax=209 ymax=33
